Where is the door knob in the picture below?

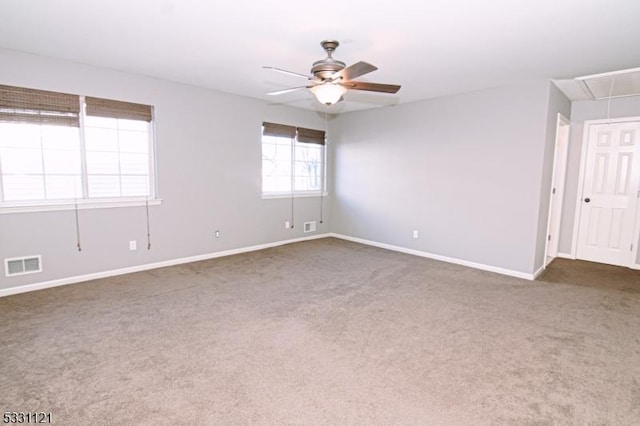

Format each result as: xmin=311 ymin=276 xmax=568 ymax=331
xmin=584 ymin=197 xmax=591 ymax=203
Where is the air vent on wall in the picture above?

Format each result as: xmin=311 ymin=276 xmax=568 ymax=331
xmin=576 ymin=67 xmax=640 ymax=100
xmin=5 ymin=255 xmax=42 ymax=277
xmin=303 ymin=221 xmax=317 ymax=233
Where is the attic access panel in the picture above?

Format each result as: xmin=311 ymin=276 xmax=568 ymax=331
xmin=577 ymin=67 xmax=640 ymax=99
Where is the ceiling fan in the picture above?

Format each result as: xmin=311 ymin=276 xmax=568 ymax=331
xmin=264 ymin=40 xmax=401 ymax=105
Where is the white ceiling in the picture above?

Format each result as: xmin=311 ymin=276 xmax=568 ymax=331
xmin=1 ymin=0 xmax=639 ymax=113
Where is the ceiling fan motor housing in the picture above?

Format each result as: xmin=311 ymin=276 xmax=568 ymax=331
xmin=264 ymin=39 xmax=401 ymax=101
xmin=311 ymin=40 xmax=346 ymax=80
xmin=311 ymin=59 xmax=346 ymax=80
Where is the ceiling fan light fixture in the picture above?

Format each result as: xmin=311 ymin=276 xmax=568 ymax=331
xmin=264 ymin=39 xmax=401 ymax=103
xmin=310 ymin=83 xmax=347 ymax=105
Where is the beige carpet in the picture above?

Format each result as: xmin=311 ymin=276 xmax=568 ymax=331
xmin=1 ymin=238 xmax=638 ymax=425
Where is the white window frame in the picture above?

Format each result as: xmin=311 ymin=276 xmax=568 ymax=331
xmin=0 ymin=95 xmax=160 ymax=214
xmin=261 ymin=133 xmax=328 ymax=199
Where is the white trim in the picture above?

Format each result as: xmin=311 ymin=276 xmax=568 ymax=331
xmin=545 ymin=113 xmax=570 ymax=262
xmin=78 ymin=96 xmax=90 ymax=198
xmin=557 ymin=252 xmax=574 ymax=260
xmin=632 ymin=203 xmax=640 ymax=270
xmin=575 ymin=67 xmax=640 ymax=81
xmin=0 ymin=198 xmax=162 ymax=215
xmin=532 ymin=265 xmax=546 ymax=280
xmin=631 ymin=145 xmax=640 ymax=267
xmin=329 ymin=233 xmax=536 ymax=280
xmin=148 ymin=109 xmax=159 ymax=200
xmin=262 ymin=192 xmax=328 ymax=200
xmin=579 ymin=116 xmax=640 ymax=125
xmin=0 ymin=233 xmax=330 ymax=298
xmin=570 ymin=119 xmax=596 ymax=257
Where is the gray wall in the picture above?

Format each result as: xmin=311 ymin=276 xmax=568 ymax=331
xmin=330 ymin=80 xmax=557 ymax=275
xmin=0 ymin=49 xmax=331 ymax=290
xmin=558 ymin=95 xmax=640 ymax=263
xmin=2 ymin=47 xmax=612 ymax=291
xmin=533 ymin=83 xmax=572 ymax=271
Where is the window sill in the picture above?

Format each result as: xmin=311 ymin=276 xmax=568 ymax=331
xmin=262 ymin=192 xmax=329 ymax=200
xmin=0 ymin=198 xmax=163 ymax=215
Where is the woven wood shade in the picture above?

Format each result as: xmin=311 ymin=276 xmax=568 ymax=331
xmin=262 ymin=122 xmax=325 ymax=145
xmin=262 ymin=122 xmax=296 ymax=138
xmin=85 ymin=97 xmax=153 ymax=122
xmin=296 ymin=127 xmax=325 ymax=145
xmin=0 ymin=84 xmax=80 ymax=126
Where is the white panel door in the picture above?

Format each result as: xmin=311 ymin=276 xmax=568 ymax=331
xmin=576 ymin=121 xmax=640 ymax=266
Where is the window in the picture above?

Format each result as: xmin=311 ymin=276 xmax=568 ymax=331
xmin=262 ymin=122 xmax=326 ymax=197
xmin=0 ymin=85 xmax=156 ymax=210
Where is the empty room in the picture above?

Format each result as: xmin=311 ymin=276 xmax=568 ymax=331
xmin=1 ymin=0 xmax=639 ymax=424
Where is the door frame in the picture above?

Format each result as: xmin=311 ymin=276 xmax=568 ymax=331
xmin=570 ymin=116 xmax=640 ymax=268
xmin=544 ymin=113 xmax=570 ymax=266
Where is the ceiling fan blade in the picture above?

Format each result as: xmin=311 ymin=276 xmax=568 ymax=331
xmin=332 ymin=61 xmax=377 ymax=81
xmin=266 ymin=86 xmax=310 ymax=96
xmin=341 ymin=81 xmax=401 ymax=94
xmin=263 ymin=66 xmax=310 ymax=79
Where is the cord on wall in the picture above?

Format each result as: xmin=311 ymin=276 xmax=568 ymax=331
xmin=145 ymin=196 xmax=151 ymax=250
xmin=319 ymin=189 xmax=324 ymax=224
xmin=74 ymin=198 xmax=82 ymax=252
xmin=320 ymin=107 xmax=328 ymax=224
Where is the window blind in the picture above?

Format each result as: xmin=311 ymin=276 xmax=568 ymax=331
xmin=262 ymin=122 xmax=296 ymax=138
xmin=0 ymin=84 xmax=80 ymax=127
xmin=262 ymin=122 xmax=325 ymax=145
xmin=85 ymin=96 xmax=153 ymax=122
xmin=296 ymin=127 xmax=326 ymax=145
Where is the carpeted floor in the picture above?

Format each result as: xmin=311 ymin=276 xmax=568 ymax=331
xmin=1 ymin=238 xmax=638 ymax=425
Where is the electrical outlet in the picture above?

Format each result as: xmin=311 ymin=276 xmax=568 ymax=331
xmin=285 ymin=221 xmax=290 ymax=229
xmin=412 ymin=230 xmax=419 ymax=239
xmin=129 ymin=240 xmax=137 ymax=251
xmin=215 ymin=230 xmax=221 ymax=238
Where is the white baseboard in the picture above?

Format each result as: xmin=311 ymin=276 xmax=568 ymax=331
xmin=329 ymin=233 xmax=536 ymax=280
xmin=1 ymin=231 xmax=546 ymax=297
xmin=532 ymin=265 xmax=546 ymax=279
xmin=0 ymin=233 xmax=331 ymax=298
xmin=556 ymin=252 xmax=574 ymax=259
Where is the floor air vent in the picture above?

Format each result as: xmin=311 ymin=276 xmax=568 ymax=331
xmin=5 ymin=255 xmax=42 ymax=277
